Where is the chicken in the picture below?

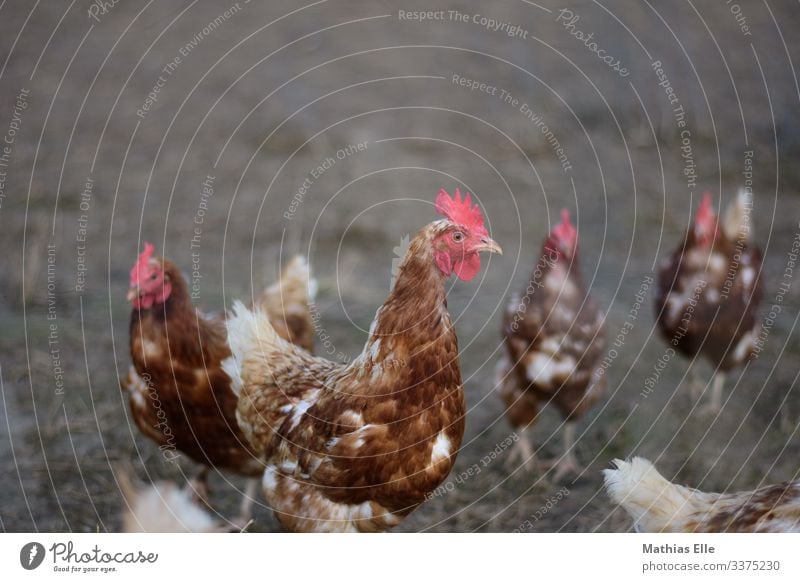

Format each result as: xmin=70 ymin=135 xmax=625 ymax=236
xmin=604 ymin=457 xmax=800 ymax=532
xmin=117 ymin=466 xmax=226 ymax=533
xmin=223 ymin=188 xmax=502 ymax=532
xmin=655 ymin=191 xmax=762 ymax=413
xmin=122 ymin=244 xmax=316 ymax=523
xmin=496 ymin=210 xmax=605 ymax=481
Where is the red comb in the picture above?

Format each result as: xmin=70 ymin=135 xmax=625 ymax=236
xmin=129 ymin=242 xmax=155 ymax=284
xmin=693 ymin=193 xmax=718 ymax=245
xmin=435 ymin=188 xmax=488 ymax=237
xmin=695 ymin=192 xmax=717 ymax=230
xmin=552 ymin=208 xmax=577 ymax=243
xmin=696 ymin=192 xmax=715 ymax=219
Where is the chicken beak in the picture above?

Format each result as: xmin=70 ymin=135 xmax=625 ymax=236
xmin=126 ymin=288 xmax=138 ymax=302
xmin=477 ymin=237 xmax=503 ymax=255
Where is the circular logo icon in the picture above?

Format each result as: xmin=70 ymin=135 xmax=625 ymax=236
xmin=20 ymin=542 xmax=46 ymax=570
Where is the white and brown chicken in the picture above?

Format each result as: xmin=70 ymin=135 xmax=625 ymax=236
xmin=655 ymin=191 xmax=763 ymax=413
xmin=223 ymin=188 xmax=502 ymax=532
xmin=496 ymin=210 xmax=605 ymax=480
xmin=605 ymin=457 xmax=800 ymax=532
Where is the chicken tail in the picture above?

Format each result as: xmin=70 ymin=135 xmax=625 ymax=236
xmin=722 ymin=188 xmax=753 ymax=242
xmin=116 ymin=465 xmax=223 ymax=533
xmin=284 ymin=254 xmax=318 ymax=302
xmin=223 ymin=301 xmax=280 ymax=397
xmin=255 ymin=255 xmax=317 ymax=353
xmin=260 ymin=255 xmax=317 ymax=306
xmin=603 ymin=457 xmax=714 ymax=532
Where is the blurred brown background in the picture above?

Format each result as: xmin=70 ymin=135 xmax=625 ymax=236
xmin=0 ymin=0 xmax=798 ymax=532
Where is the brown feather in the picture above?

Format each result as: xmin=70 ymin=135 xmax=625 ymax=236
xmin=499 ymin=240 xmax=606 ymax=430
xmin=232 ymin=223 xmax=470 ymax=532
xmin=122 ymin=256 xmax=314 ymax=477
xmin=655 ymin=214 xmax=763 ymax=369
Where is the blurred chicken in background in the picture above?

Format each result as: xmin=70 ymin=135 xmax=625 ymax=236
xmin=605 ymin=457 xmax=800 ymax=532
xmin=655 ymin=191 xmax=763 ymax=414
xmin=496 ymin=210 xmax=605 ymax=481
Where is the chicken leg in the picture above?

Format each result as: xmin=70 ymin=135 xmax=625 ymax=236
xmin=230 ymin=478 xmax=259 ymax=531
xmin=687 ymin=367 xmax=705 ymax=401
xmin=506 ymin=427 xmax=537 ymax=469
xmin=188 ymin=466 xmax=210 ymax=507
xmin=542 ymin=422 xmax=580 ymax=482
xmin=699 ymin=371 xmax=726 ymax=416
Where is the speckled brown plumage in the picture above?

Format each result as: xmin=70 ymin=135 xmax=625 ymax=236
xmin=655 ymin=206 xmax=762 ymax=371
xmin=227 ymin=221 xmax=483 ymax=532
xmin=122 ymin=256 xmax=315 ymax=477
xmin=496 ymin=215 xmax=605 ymax=469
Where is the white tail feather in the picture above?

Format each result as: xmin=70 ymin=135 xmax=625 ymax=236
xmin=308 ymin=274 xmax=319 ymax=302
xmin=265 ymin=255 xmax=317 ymax=301
xmin=603 ymin=457 xmax=714 ymax=532
xmin=723 ymin=188 xmax=753 ymax=242
xmin=223 ymin=301 xmax=278 ymax=396
xmin=289 ymin=255 xmax=318 ymax=301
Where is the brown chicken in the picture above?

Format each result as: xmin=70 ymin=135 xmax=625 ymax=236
xmin=122 ymin=244 xmax=316 ymax=522
xmin=496 ymin=210 xmax=605 ymax=480
xmin=605 ymin=457 xmax=800 ymax=532
xmin=223 ymin=188 xmax=502 ymax=532
xmin=655 ymin=191 xmax=762 ymax=413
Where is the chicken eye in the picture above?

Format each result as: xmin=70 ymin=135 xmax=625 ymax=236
xmin=452 ymin=231 xmax=465 ymax=243
xmin=150 ymin=273 xmax=157 ymax=280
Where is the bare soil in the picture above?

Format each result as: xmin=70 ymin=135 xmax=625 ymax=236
xmin=0 ymin=0 xmax=798 ymax=532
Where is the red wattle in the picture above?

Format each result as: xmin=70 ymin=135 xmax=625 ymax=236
xmin=134 ymin=294 xmax=155 ymax=309
xmin=453 ymin=253 xmax=480 ymax=281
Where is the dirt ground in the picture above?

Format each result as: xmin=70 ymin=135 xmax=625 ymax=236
xmin=0 ymin=0 xmax=799 ymax=532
